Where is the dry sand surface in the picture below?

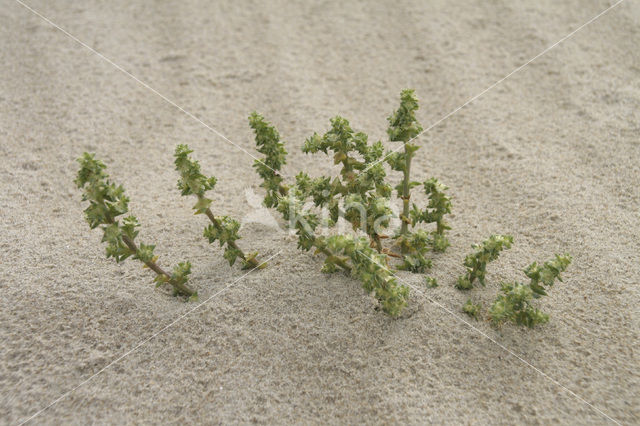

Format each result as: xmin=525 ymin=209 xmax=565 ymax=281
xmin=1 ymin=0 xmax=639 ymax=424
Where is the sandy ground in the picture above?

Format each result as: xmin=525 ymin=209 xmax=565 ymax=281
xmin=1 ymin=0 xmax=639 ymax=424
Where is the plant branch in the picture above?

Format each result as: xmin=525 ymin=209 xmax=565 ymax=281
xmin=174 ymin=144 xmax=263 ymax=270
xmin=203 ymin=206 xmax=261 ymax=269
xmin=121 ymin=234 xmax=195 ymax=297
xmin=76 ymin=152 xmax=196 ymax=299
xmin=317 ymin=245 xmax=351 ymax=272
xmin=399 ymin=151 xmax=412 ymax=239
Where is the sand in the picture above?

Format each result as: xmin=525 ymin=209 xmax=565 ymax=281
xmin=1 ymin=0 xmax=639 ymax=424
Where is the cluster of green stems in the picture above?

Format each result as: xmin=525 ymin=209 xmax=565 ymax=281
xmin=76 ymin=88 xmax=570 ymax=324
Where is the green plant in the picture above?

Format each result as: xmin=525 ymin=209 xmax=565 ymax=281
xmin=327 ymin=235 xmax=408 ymax=316
xmin=410 ymin=178 xmax=452 ymax=252
xmin=75 ymin=153 xmax=196 ymax=298
xmin=396 ymin=229 xmax=432 ymax=272
xmin=456 ymin=234 xmax=513 ymax=290
xmin=251 ymin=112 xmax=411 ymax=315
xmin=489 ymin=254 xmax=572 ymax=327
xmin=73 ymin=91 xmax=571 ymax=321
xmin=301 ymin=116 xmax=392 ymax=249
xmin=248 ymin=113 xmax=350 ymax=273
xmin=249 ymin=90 xmax=453 ymax=316
xmin=462 ymin=299 xmax=481 ymax=319
xmin=276 ymin=185 xmax=351 ymax=273
xmin=385 ymin=90 xmax=452 ymax=269
xmin=174 ymin=145 xmax=262 ymax=269
xmin=386 ymin=89 xmax=423 ymax=240
xmin=249 ymin=112 xmax=289 ymax=208
xmin=425 ymin=276 xmax=438 ymax=288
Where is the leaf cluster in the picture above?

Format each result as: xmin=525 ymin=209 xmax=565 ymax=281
xmin=327 ymin=234 xmax=409 ymax=317
xmin=276 ymin=186 xmax=320 ymax=252
xmin=410 ymin=178 xmax=452 ymax=252
xmin=75 ymin=153 xmax=129 ymax=229
xmin=462 ymin=299 xmax=482 ymax=320
xmin=301 ymin=116 xmax=392 ymax=241
xmin=387 ymin=88 xmax=423 ymax=143
xmin=396 ymin=229 xmax=432 ymax=273
xmin=385 ymin=90 xmax=422 ymax=193
xmin=76 ymin=153 xmax=195 ymax=297
xmin=203 ymin=216 xmax=245 ymax=267
xmin=249 ymin=112 xmax=288 ymax=208
xmin=174 ymin=144 xmax=217 ymax=214
xmin=249 ymin=90 xmax=455 ymax=316
xmin=174 ymin=145 xmax=261 ymax=270
xmin=425 ymin=276 xmax=438 ymax=288
xmin=489 ymin=254 xmax=572 ymax=327
xmin=456 ymin=234 xmax=513 ymax=290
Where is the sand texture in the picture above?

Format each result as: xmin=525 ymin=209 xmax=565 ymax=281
xmin=1 ymin=0 xmax=639 ymax=424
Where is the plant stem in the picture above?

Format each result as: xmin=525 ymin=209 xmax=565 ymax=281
xmin=121 ymin=235 xmax=195 ymax=297
xmin=399 ymin=143 xmax=412 ymax=250
xmin=203 ymin=207 xmax=260 ymax=268
xmin=382 ymin=249 xmax=402 ymax=259
xmin=468 ymin=264 xmax=480 ymax=285
xmin=373 ymin=234 xmax=383 ymax=252
xmin=317 ymin=244 xmax=351 ymax=272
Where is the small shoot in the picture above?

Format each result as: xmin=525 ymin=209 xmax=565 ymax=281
xmin=489 ymin=254 xmax=572 ymax=328
xmin=386 ymin=89 xmax=423 ymax=241
xmin=489 ymin=283 xmax=548 ymax=327
xmin=396 ymin=230 xmax=432 ymax=273
xmin=523 ymin=253 xmax=573 ymax=297
xmin=249 ymin=112 xmax=288 ymax=207
xmin=425 ymin=276 xmax=438 ymax=288
xmin=174 ymin=145 xmax=263 ymax=269
xmin=456 ymin=234 xmax=513 ymax=290
xmin=462 ymin=299 xmax=482 ymax=320
xmin=410 ymin=178 xmax=452 ymax=252
xmin=385 ymin=90 xmax=452 ymax=269
xmin=75 ymin=153 xmax=196 ymax=298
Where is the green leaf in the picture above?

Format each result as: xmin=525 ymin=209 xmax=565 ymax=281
xmin=121 ymin=215 xmax=140 ymax=240
xmin=326 ymin=234 xmax=409 ymax=317
xmin=154 ymin=274 xmax=169 ymax=286
xmin=529 ymin=282 xmax=547 ymax=297
xmin=250 ymin=112 xmax=288 ymax=207
xmin=192 ymin=197 xmax=213 ymax=214
xmin=171 ymin=261 xmax=192 ymax=285
xmin=455 ymin=276 xmax=473 ymax=290
xmin=462 ymin=299 xmax=481 ymax=320
xmin=387 ymin=89 xmax=423 ymax=143
xmin=136 ymin=243 xmax=156 ymax=264
xmin=457 ymin=234 xmax=513 ymax=290
xmin=223 ymin=246 xmax=242 ymax=266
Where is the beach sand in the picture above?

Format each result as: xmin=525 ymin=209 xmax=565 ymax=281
xmin=1 ymin=0 xmax=638 ymax=423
